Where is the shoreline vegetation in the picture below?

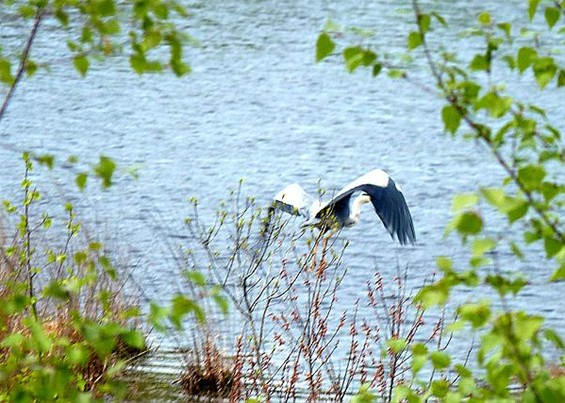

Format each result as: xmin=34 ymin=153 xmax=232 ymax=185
xmin=1 ymin=164 xmax=563 ymax=401
xmin=0 ymin=155 xmax=148 ymax=400
xmin=1 ymin=0 xmax=564 ymax=401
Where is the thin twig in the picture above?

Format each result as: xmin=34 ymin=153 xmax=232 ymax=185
xmin=0 ymin=7 xmax=45 ymax=122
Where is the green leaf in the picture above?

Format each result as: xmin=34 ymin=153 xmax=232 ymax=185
xmin=486 ymin=275 xmax=528 ymax=296
xmin=472 ymin=238 xmax=497 ymax=258
xmin=43 ymin=280 xmax=71 ymax=300
xmin=18 ymin=5 xmax=36 ymax=18
xmin=478 ymin=12 xmax=491 ymax=25
xmin=475 ymin=92 xmax=512 ymax=118
xmin=76 ymin=172 xmax=88 ymax=190
xmin=431 ymin=380 xmax=450 ymax=398
xmin=413 ymin=343 xmax=428 ymax=356
xmin=130 ymin=53 xmax=146 ymax=74
xmin=73 ymin=55 xmax=89 ymax=76
xmin=212 ymin=293 xmax=229 ymax=315
xmin=517 ymin=47 xmax=537 ymax=73
xmin=66 ymin=344 xmax=90 ymax=366
xmin=152 ymin=3 xmax=169 ymax=19
xmin=25 ymin=60 xmax=38 ymax=76
xmin=89 ymin=241 xmax=103 ymax=251
xmin=470 ymin=54 xmax=489 ymax=71
xmin=81 ymin=25 xmax=94 ymax=44
xmin=170 ymin=294 xmax=205 ymax=328
xmin=387 ymin=338 xmax=407 ymax=353
xmin=533 ymin=56 xmax=557 ymax=89
xmin=418 ymin=14 xmax=431 ymax=33
xmin=99 ymin=0 xmax=116 ymax=17
xmin=387 ymin=69 xmax=406 ymax=79
xmin=459 ymin=301 xmax=491 ymax=328
xmin=351 ymin=383 xmax=377 ymax=403
xmin=451 ymin=211 xmax=483 ymax=236
xmin=412 ymin=352 xmax=427 ymax=375
xmin=0 ymin=58 xmax=14 ymax=85
xmin=458 ymin=377 xmax=476 ymax=395
xmin=510 ymin=242 xmax=525 ymax=259
xmin=35 ymin=153 xmax=55 ymax=168
xmin=558 ymin=70 xmax=565 ymax=87
xmin=481 ymin=187 xmax=505 ymax=208
xmin=0 ymin=333 xmax=25 ymax=348
xmin=441 ymin=104 xmax=461 ymax=135
xmin=430 ymin=351 xmax=451 ymax=369
xmin=342 ymin=46 xmax=376 ymax=72
xmin=144 ymin=30 xmax=162 ymax=49
xmin=121 ymin=329 xmax=145 ymax=349
xmin=544 ymin=236 xmax=562 ymax=259
xmin=407 ymin=31 xmax=422 ymax=50
xmin=544 ymin=7 xmax=560 ymax=29
xmin=506 ymin=198 xmax=528 ymax=223
xmin=148 ymin=302 xmax=170 ymax=331
xmin=511 ymin=313 xmax=543 ymax=341
xmin=184 ymin=270 xmax=206 ymax=286
xmin=416 ymin=282 xmax=450 ymax=307
xmin=497 ymin=22 xmax=512 ymax=39
xmin=24 ymin=317 xmax=52 ymax=353
xmin=431 ymin=12 xmax=447 ymax=27
xmin=100 ymin=19 xmax=120 ymax=35
xmin=544 ymin=329 xmax=564 ymax=349
xmin=518 ymin=164 xmax=546 ymax=190
xmin=99 ymin=255 xmax=117 ymax=278
xmin=55 ymin=8 xmax=69 ymax=26
xmin=436 ymin=256 xmax=453 ymax=272
xmin=316 ymin=32 xmax=335 ymax=62
xmin=372 ymin=62 xmax=382 ymax=77
xmin=94 ymin=156 xmax=116 ymax=188
xmin=528 ymin=0 xmax=541 ymax=21
xmin=451 ymin=193 xmax=478 ymax=212
xmin=550 ymin=263 xmax=565 ymax=282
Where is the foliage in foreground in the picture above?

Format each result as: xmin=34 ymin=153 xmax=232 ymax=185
xmin=0 ymin=0 xmax=194 ymax=186
xmin=316 ymin=0 xmax=564 ymax=401
xmin=0 ymin=155 xmax=146 ymax=401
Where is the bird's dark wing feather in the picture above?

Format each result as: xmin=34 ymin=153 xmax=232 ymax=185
xmin=360 ymin=179 xmax=416 ymax=245
xmin=316 ymin=169 xmax=416 ymax=245
xmin=314 ymin=193 xmax=353 ymax=223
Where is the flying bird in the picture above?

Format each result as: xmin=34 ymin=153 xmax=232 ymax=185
xmin=268 ymin=169 xmax=416 ymax=245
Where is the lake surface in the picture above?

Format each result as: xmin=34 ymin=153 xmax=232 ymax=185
xmin=1 ymin=0 xmax=564 ymax=396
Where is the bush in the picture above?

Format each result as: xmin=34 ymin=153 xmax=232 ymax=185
xmin=0 ymin=154 xmax=146 ymax=401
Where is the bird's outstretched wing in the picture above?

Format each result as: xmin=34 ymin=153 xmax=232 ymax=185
xmin=271 ymin=183 xmax=316 ymax=220
xmin=261 ymin=183 xmax=317 ymax=239
xmin=317 ymin=170 xmax=416 ymax=245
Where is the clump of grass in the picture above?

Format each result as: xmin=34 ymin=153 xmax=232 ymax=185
xmin=180 ymin=338 xmax=235 ymax=398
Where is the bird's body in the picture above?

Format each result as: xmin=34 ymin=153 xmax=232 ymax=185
xmin=270 ymin=169 xmax=416 ymax=245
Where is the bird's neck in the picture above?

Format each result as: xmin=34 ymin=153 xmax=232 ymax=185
xmin=347 ymin=194 xmax=370 ymax=226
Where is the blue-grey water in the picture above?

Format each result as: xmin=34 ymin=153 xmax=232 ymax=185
xmin=1 ymin=0 xmax=564 ymax=395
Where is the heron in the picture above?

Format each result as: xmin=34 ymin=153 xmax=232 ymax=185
xmin=268 ymin=169 xmax=416 ymax=245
